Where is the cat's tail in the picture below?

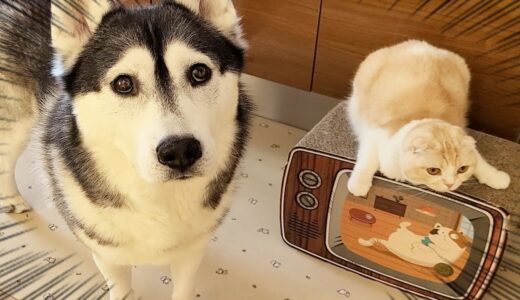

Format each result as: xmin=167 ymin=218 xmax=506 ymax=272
xmin=358 ymin=237 xmax=380 ymax=247
xmin=359 ymin=238 xmax=390 ymax=252
xmin=0 ymin=0 xmax=53 ymax=113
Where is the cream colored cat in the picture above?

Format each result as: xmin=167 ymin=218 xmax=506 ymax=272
xmin=347 ymin=40 xmax=510 ymax=196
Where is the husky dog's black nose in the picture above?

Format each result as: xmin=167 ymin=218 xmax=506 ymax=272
xmin=156 ymin=137 xmax=202 ymax=171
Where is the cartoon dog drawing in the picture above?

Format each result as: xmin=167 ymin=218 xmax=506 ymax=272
xmin=358 ymin=222 xmax=470 ymax=267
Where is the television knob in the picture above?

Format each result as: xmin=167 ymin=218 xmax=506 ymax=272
xmin=298 ymin=170 xmax=321 ymax=189
xmin=296 ymin=192 xmax=319 ymax=210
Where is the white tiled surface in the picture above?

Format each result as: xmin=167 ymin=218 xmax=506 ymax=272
xmin=1 ymin=117 xmax=408 ymax=300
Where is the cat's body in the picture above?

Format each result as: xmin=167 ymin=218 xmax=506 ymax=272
xmin=347 ymin=40 xmax=510 ymax=196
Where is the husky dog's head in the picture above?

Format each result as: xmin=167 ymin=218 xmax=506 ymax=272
xmin=51 ymin=0 xmax=249 ymax=183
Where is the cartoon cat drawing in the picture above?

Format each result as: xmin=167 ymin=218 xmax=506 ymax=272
xmin=358 ymin=222 xmax=469 ymax=267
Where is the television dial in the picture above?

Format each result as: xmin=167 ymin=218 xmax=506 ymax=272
xmin=298 ymin=170 xmax=321 ymax=189
xmin=296 ymin=192 xmax=319 ymax=210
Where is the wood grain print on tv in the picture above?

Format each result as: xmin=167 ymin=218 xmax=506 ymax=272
xmin=282 ymin=148 xmax=507 ymax=300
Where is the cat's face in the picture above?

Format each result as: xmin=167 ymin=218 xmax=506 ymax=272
xmin=399 ymin=121 xmax=477 ymax=192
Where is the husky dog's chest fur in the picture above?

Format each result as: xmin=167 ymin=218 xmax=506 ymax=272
xmin=56 ymin=165 xmax=231 ymax=265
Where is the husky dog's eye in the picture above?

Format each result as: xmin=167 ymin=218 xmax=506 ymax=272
xmin=112 ymin=75 xmax=135 ymax=95
xmin=426 ymin=167 xmax=441 ymax=175
xmin=188 ymin=64 xmax=212 ymax=86
xmin=457 ymin=166 xmax=469 ymax=173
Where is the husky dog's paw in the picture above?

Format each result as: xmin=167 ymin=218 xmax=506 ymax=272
xmin=479 ymin=170 xmax=511 ymax=190
xmin=1 ymin=195 xmax=31 ymax=213
xmin=347 ymin=177 xmax=372 ymax=197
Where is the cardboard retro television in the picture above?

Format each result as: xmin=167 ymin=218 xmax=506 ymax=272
xmin=280 ymin=103 xmax=515 ymax=300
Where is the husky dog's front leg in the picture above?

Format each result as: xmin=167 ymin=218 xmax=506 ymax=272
xmin=170 ymin=244 xmax=207 ymax=300
xmin=93 ymin=254 xmax=134 ymax=300
xmin=0 ymin=118 xmax=33 ymax=213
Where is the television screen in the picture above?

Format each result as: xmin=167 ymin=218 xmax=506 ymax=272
xmin=327 ymin=170 xmax=493 ymax=299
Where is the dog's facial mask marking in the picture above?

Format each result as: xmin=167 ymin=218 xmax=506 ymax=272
xmin=54 ymin=1 xmax=246 ymax=184
xmin=52 ymin=0 xmax=246 ymax=71
xmin=73 ymin=40 xmax=241 ymax=183
xmin=60 ymin=2 xmax=245 ymax=96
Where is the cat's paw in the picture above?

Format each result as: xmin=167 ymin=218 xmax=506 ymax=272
xmin=1 ymin=195 xmax=31 ymax=213
xmin=347 ymin=177 xmax=372 ymax=197
xmin=400 ymin=221 xmax=412 ymax=228
xmin=479 ymin=170 xmax=511 ymax=190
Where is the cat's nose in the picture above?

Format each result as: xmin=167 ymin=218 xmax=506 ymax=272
xmin=444 ymin=179 xmax=455 ymax=188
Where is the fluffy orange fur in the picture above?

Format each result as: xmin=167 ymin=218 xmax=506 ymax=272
xmin=346 ymin=40 xmax=510 ymax=196
xmin=350 ymin=40 xmax=469 ymax=133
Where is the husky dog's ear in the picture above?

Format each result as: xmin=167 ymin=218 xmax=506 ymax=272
xmin=51 ymin=0 xmax=116 ymax=70
xmin=175 ymin=0 xmax=247 ymax=49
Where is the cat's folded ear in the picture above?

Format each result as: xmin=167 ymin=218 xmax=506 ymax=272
xmin=452 ymin=126 xmax=476 ymax=148
xmin=461 ymin=135 xmax=476 ymax=148
xmin=409 ymin=137 xmax=432 ymax=154
xmin=175 ymin=0 xmax=247 ymax=49
xmin=52 ymin=0 xmax=117 ymax=70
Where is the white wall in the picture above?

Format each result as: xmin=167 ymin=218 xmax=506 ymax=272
xmin=242 ymin=74 xmax=342 ymax=131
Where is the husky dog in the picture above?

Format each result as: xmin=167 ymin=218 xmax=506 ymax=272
xmin=359 ymin=222 xmax=470 ymax=267
xmin=0 ymin=0 xmax=252 ymax=299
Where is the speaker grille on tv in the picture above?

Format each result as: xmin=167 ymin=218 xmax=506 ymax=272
xmin=288 ymin=214 xmax=321 ymax=239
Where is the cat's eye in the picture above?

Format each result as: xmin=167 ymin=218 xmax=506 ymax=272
xmin=458 ymin=166 xmax=469 ymax=173
xmin=112 ymin=75 xmax=136 ymax=95
xmin=427 ymin=167 xmax=441 ymax=175
xmin=188 ymin=63 xmax=212 ymax=86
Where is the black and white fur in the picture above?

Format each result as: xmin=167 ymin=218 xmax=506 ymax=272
xmin=0 ymin=1 xmax=252 ymax=299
